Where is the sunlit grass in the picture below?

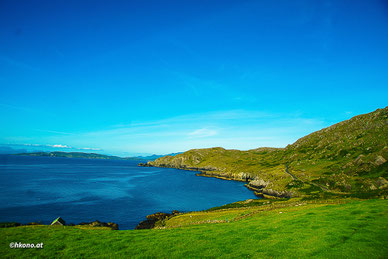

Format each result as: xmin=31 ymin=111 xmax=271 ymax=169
xmin=1 ymin=199 xmax=387 ymax=258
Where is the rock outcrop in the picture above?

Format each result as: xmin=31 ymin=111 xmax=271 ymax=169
xmin=77 ymin=220 xmax=119 ymax=230
xmin=135 ymin=210 xmax=180 ymax=230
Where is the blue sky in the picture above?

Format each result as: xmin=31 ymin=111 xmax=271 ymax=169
xmin=0 ymin=0 xmax=387 ymax=156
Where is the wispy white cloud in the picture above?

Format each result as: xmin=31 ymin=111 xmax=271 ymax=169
xmin=50 ymin=144 xmax=70 ymax=148
xmin=79 ymin=147 xmax=102 ymax=151
xmin=35 ymin=129 xmax=74 ymax=135
xmin=188 ymin=128 xmax=218 ymax=138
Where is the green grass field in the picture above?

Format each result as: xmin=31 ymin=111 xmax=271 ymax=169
xmin=1 ymin=198 xmax=387 ymax=258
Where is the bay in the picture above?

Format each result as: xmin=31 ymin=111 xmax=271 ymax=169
xmin=0 ymin=154 xmax=257 ymax=229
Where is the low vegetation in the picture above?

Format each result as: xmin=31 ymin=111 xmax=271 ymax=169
xmin=1 ymin=198 xmax=387 ymax=258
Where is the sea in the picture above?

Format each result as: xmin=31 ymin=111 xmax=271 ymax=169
xmin=0 ymin=154 xmax=257 ymax=229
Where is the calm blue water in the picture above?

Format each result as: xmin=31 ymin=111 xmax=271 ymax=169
xmin=0 ymin=155 xmax=257 ymax=229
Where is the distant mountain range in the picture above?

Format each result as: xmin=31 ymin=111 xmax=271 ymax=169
xmin=0 ymin=146 xmax=28 ymax=154
xmin=13 ymin=151 xmax=181 ymax=161
xmin=133 ymin=153 xmax=182 ymax=160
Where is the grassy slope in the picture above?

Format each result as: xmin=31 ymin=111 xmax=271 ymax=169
xmin=1 ymin=199 xmax=387 ymax=258
xmin=149 ymin=107 xmax=388 ymax=197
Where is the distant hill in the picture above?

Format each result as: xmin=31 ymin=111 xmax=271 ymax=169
xmin=0 ymin=146 xmax=28 ymax=154
xmin=15 ymin=151 xmax=126 ymax=160
xmin=134 ymin=153 xmax=182 ymax=160
xmin=146 ymin=107 xmax=388 ymax=198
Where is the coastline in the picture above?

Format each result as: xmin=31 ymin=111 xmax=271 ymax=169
xmin=138 ymin=163 xmax=290 ymax=199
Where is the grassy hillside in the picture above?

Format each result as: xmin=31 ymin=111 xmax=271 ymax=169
xmin=147 ymin=107 xmax=388 ymax=198
xmin=1 ymin=198 xmax=387 ymax=258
